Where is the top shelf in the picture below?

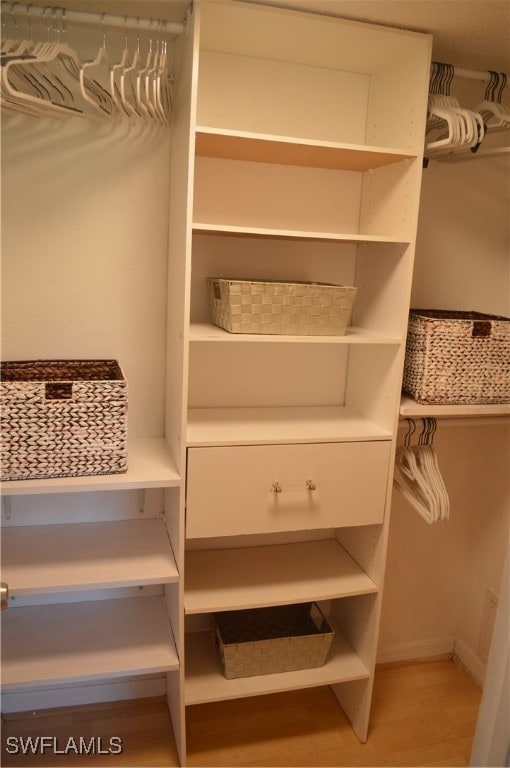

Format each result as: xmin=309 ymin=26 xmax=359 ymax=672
xmin=195 ymin=127 xmax=416 ymax=172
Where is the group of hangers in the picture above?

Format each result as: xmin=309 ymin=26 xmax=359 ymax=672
xmin=425 ymin=62 xmax=509 ymax=162
xmin=394 ymin=418 xmax=450 ymax=525
xmin=0 ymin=3 xmax=172 ymax=124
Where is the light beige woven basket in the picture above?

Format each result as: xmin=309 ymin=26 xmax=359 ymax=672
xmin=403 ymin=310 xmax=510 ymax=405
xmin=1 ymin=359 xmax=128 ymax=481
xmin=213 ymin=602 xmax=334 ymax=679
xmin=207 ymin=277 xmax=357 ymax=336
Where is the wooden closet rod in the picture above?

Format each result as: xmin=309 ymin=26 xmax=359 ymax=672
xmin=2 ymin=2 xmax=184 ymax=35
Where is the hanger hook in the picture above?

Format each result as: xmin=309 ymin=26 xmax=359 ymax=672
xmin=404 ymin=418 xmax=415 ymax=447
xmin=496 ymin=72 xmax=507 ymax=104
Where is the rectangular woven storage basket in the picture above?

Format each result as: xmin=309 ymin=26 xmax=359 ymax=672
xmin=207 ymin=277 xmax=357 ymax=336
xmin=403 ymin=310 xmax=510 ymax=405
xmin=1 ymin=360 xmax=128 ymax=481
xmin=213 ymin=602 xmax=334 ymax=679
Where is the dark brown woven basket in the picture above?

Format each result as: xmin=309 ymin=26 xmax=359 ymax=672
xmin=1 ymin=359 xmax=128 ymax=481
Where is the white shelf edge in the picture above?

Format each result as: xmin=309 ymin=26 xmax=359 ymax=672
xmin=189 ymin=323 xmax=400 ymax=345
xmin=184 ymin=539 xmax=378 ymax=615
xmin=400 ymin=396 xmax=510 ymax=419
xmin=184 ymin=625 xmax=370 ymax=705
xmin=195 ymin=125 xmax=418 ymax=164
xmin=2 ymin=519 xmax=179 ymax=597
xmin=0 ymin=437 xmax=181 ymax=496
xmin=186 ymin=405 xmax=391 ymax=447
xmin=1 ymin=596 xmax=179 ymax=691
xmin=192 ymin=222 xmax=410 ymax=245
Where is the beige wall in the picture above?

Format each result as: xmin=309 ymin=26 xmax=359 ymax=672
xmin=378 ymin=78 xmax=510 ymax=678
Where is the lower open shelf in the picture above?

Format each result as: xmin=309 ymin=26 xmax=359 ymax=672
xmin=185 ymin=539 xmax=378 ymax=614
xmin=184 ymin=627 xmax=369 ymax=705
xmin=187 ymin=405 xmax=391 ymax=446
xmin=3 ymin=519 xmax=179 ymax=596
xmin=1 ymin=596 xmax=179 ymax=691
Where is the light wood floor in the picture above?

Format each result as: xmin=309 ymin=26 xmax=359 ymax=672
xmin=2 ymin=659 xmax=482 ymax=767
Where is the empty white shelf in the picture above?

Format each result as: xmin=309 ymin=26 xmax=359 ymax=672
xmin=195 ymin=127 xmax=416 ymax=172
xmin=3 ymin=519 xmax=178 ymax=596
xmin=1 ymin=596 xmax=178 ymax=691
xmin=1 ymin=438 xmax=180 ymax=496
xmin=192 ymin=222 xmax=410 ymax=244
xmin=185 ymin=626 xmax=369 ymax=705
xmin=186 ymin=406 xmax=391 ymax=446
xmin=185 ymin=539 xmax=378 ymax=614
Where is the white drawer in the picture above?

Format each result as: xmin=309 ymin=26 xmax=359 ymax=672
xmin=186 ymin=441 xmax=391 ymax=538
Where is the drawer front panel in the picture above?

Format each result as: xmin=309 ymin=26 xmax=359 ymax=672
xmin=186 ymin=441 xmax=391 ymax=538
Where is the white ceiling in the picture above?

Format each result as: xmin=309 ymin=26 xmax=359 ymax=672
xmin=12 ymin=0 xmax=510 ymax=74
xmin=248 ymin=0 xmax=510 ymax=74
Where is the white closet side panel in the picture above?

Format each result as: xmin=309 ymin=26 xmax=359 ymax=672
xmin=0 ymin=120 xmax=171 ymax=439
xmin=365 ymin=34 xmax=432 ymax=151
xmin=166 ymin=7 xmax=200 ymax=471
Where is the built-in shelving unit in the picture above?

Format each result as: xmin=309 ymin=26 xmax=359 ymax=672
xmin=0 ymin=8 xmax=186 ymax=758
xmin=1 ymin=0 xmax=433 ymax=761
xmin=180 ymin=0 xmax=432 ymax=747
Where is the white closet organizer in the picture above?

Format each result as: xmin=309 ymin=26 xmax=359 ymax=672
xmin=1 ymin=0 xmax=432 ymax=761
xmin=0 ymin=3 xmax=187 ymax=762
xmin=177 ymin=0 xmax=432 ymax=747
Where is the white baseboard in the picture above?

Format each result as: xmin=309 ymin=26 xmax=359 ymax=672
xmin=376 ymin=637 xmax=487 ymax=686
xmin=376 ymin=637 xmax=455 ymax=666
xmin=453 ymin=638 xmax=487 ymax=687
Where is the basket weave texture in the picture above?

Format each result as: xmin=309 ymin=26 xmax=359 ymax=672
xmin=213 ymin=602 xmax=334 ymax=679
xmin=207 ymin=278 xmax=357 ymax=336
xmin=1 ymin=360 xmax=128 ymax=481
xmin=403 ymin=310 xmax=510 ymax=405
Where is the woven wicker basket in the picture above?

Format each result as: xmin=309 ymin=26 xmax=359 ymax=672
xmin=207 ymin=278 xmax=357 ymax=336
xmin=403 ymin=310 xmax=510 ymax=405
xmin=213 ymin=602 xmax=334 ymax=679
xmin=1 ymin=360 xmax=128 ymax=481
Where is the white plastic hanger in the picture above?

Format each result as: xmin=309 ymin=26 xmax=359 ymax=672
xmin=425 ymin=63 xmax=485 ymax=158
xmin=476 ymin=71 xmax=510 ymax=133
xmin=394 ymin=419 xmax=449 ymax=524
xmin=109 ymin=20 xmax=130 ymax=116
xmin=119 ymin=23 xmax=142 ymax=118
xmin=79 ymin=14 xmax=114 ymax=118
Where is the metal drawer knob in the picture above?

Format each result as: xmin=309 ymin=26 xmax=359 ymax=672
xmin=1 ymin=583 xmax=9 ymax=611
xmin=306 ymin=480 xmax=317 ymax=491
xmin=272 ymin=482 xmax=283 ymax=493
